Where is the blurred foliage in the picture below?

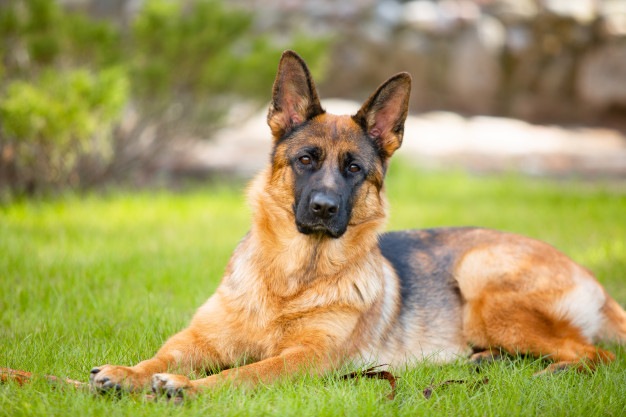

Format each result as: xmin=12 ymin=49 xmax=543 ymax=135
xmin=1 ymin=68 xmax=128 ymax=144
xmin=0 ymin=0 xmax=123 ymax=73
xmin=0 ymin=68 xmax=129 ymax=190
xmin=0 ymin=0 xmax=329 ymax=195
xmin=129 ymin=0 xmax=328 ymax=123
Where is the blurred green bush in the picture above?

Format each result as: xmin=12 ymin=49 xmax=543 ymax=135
xmin=0 ymin=0 xmax=328 ymax=195
xmin=0 ymin=68 xmax=129 ymax=190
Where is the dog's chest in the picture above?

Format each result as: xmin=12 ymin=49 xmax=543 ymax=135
xmin=219 ymin=272 xmax=372 ymax=359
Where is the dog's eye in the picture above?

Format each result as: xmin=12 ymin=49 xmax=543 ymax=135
xmin=299 ymin=155 xmax=312 ymax=165
xmin=348 ymin=163 xmax=361 ymax=173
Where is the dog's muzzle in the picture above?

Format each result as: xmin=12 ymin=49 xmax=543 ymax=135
xmin=295 ymin=191 xmax=348 ymax=238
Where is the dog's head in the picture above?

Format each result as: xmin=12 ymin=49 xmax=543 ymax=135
xmin=265 ymin=50 xmax=411 ymax=239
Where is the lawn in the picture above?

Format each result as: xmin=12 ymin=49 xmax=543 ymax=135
xmin=1 ymin=161 xmax=625 ymax=416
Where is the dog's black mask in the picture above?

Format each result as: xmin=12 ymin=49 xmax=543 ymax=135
xmin=291 ymin=144 xmax=362 ymax=239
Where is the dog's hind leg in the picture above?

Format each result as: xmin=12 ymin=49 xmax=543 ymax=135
xmin=463 ymin=287 xmax=616 ymax=376
xmin=533 ymin=346 xmax=615 ymax=376
xmin=456 ymin=238 xmax=620 ymax=375
xmin=469 ymin=347 xmax=503 ymax=365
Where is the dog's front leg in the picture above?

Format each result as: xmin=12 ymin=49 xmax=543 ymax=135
xmin=151 ymin=347 xmax=336 ymax=398
xmin=89 ymin=327 xmax=220 ymax=392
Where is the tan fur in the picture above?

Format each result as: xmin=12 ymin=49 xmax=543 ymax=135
xmin=600 ymin=296 xmax=626 ymax=344
xmin=89 ymin=51 xmax=626 ymax=398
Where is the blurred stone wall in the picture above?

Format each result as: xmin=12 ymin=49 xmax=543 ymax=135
xmin=239 ymin=0 xmax=626 ymax=124
xmin=63 ymin=0 xmax=626 ymax=124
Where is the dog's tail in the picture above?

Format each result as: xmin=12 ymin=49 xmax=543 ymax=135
xmin=598 ymin=294 xmax=626 ymax=344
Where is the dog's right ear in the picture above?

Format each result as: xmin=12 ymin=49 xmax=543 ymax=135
xmin=267 ymin=50 xmax=325 ymax=140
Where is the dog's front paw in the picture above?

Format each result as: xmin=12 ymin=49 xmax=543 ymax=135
xmin=89 ymin=364 xmax=146 ymax=393
xmin=151 ymin=373 xmax=193 ymax=398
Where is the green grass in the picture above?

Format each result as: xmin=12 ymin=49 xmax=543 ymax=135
xmin=1 ymin=161 xmax=626 ymax=416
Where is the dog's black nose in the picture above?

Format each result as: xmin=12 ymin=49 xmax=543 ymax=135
xmin=310 ymin=193 xmax=339 ymax=219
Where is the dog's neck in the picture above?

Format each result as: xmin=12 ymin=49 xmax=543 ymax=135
xmin=241 ymin=168 xmax=387 ymax=297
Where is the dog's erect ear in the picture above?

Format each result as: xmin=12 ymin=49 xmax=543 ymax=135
xmin=353 ymin=73 xmax=411 ymax=159
xmin=267 ymin=50 xmax=325 ymax=139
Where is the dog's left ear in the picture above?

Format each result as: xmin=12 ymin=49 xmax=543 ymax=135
xmin=353 ymin=73 xmax=411 ymax=159
xmin=267 ymin=50 xmax=325 ymax=140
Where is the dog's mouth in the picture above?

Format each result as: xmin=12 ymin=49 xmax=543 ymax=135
xmin=296 ymin=222 xmax=345 ymax=239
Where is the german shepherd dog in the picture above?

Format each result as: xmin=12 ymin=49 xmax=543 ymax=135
xmin=90 ymin=51 xmax=626 ymax=397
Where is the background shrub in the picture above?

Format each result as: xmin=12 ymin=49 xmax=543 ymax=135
xmin=0 ymin=67 xmax=129 ymax=191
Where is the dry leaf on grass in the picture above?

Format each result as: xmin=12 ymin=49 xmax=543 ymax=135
xmin=0 ymin=367 xmax=85 ymax=388
xmin=340 ymin=364 xmax=399 ymax=400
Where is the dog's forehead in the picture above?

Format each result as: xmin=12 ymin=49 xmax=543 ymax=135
xmin=284 ymin=113 xmax=375 ymax=155
xmin=313 ymin=113 xmax=360 ymax=140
